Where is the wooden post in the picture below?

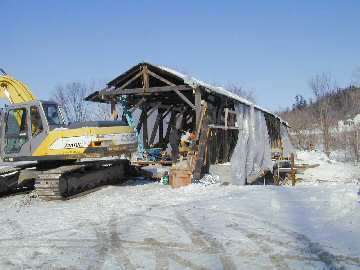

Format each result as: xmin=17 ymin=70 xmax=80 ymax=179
xmin=224 ymin=107 xmax=229 ymax=161
xmin=195 ymin=87 xmax=202 ymax=130
xmin=111 ymin=101 xmax=117 ymax=120
xmin=143 ymin=109 xmax=148 ymax=148
xmin=291 ymin=153 xmax=296 ymax=186
xmin=224 ymin=108 xmax=229 ymax=130
xmin=164 ymin=111 xmax=177 ymax=143
xmin=158 ymin=108 xmax=164 ymax=146
xmin=142 ymin=65 xmax=149 ymax=91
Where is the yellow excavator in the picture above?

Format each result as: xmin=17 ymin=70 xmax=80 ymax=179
xmin=0 ymin=69 xmax=137 ymax=200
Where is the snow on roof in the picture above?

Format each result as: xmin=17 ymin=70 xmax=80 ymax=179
xmin=156 ymin=65 xmax=288 ymax=126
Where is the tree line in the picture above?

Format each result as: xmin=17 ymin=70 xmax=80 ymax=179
xmin=280 ymin=69 xmax=360 ymax=161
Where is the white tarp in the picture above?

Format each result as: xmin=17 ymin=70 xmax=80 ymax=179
xmin=230 ymin=103 xmax=273 ymax=185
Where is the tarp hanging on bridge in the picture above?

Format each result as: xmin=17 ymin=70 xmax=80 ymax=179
xmin=230 ymin=103 xmax=273 ymax=185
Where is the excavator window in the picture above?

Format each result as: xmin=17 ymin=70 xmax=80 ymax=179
xmin=30 ymin=106 xmax=43 ymax=137
xmin=4 ymin=108 xmax=29 ymax=154
xmin=42 ymin=103 xmax=62 ymax=126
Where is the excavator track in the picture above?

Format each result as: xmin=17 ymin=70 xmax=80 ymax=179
xmin=0 ymin=167 xmax=21 ymax=194
xmin=35 ymin=160 xmax=130 ymax=201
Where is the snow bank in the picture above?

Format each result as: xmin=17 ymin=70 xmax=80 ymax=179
xmin=297 ymin=150 xmax=360 ymax=184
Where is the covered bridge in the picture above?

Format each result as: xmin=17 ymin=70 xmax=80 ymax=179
xmin=86 ymin=62 xmax=294 ymax=185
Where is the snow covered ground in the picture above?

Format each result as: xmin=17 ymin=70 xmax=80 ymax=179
xmin=0 ymin=151 xmax=359 ymax=270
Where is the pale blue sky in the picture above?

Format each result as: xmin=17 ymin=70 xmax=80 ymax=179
xmin=1 ymin=0 xmax=359 ymax=110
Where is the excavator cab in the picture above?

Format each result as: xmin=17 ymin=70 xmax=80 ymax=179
xmin=1 ymin=101 xmax=64 ymax=158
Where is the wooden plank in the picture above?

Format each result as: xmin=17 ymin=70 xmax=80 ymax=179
xmin=193 ymin=103 xmax=209 ymax=179
xmin=196 ymin=103 xmax=207 ymax=141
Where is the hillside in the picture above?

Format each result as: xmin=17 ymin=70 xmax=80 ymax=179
xmin=280 ymin=86 xmax=360 ymax=159
xmin=281 ymin=85 xmax=360 ymax=127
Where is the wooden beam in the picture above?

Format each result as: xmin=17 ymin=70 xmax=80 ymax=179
xmin=102 ymin=85 xmax=192 ymax=96
xmin=147 ymin=69 xmax=195 ymax=109
xmin=149 ymin=111 xmax=162 ymax=146
xmin=110 ymin=101 xmax=117 ymax=120
xmin=147 ymin=70 xmax=175 ymax=86
xmin=117 ymin=71 xmax=143 ymax=91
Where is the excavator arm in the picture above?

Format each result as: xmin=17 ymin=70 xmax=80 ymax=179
xmin=0 ymin=69 xmax=36 ymax=104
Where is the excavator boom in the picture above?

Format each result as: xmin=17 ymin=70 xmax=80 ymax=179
xmin=0 ymin=72 xmax=36 ymax=104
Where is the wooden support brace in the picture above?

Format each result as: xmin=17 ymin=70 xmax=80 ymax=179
xmin=147 ymin=69 xmax=195 ymax=109
xmin=149 ymin=111 xmax=162 ymax=146
xmin=118 ymin=71 xmax=143 ymax=91
xmin=147 ymin=70 xmax=175 ymax=86
xmin=136 ymin=109 xmax=147 ymax=133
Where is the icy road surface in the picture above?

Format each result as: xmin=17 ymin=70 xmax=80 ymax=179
xmin=0 ymin=150 xmax=359 ymax=270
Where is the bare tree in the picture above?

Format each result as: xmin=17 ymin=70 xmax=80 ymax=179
xmin=227 ymin=84 xmax=256 ymax=102
xmin=53 ymin=82 xmax=91 ymax=123
xmin=309 ymin=73 xmax=336 ymax=156
xmin=53 ymin=81 xmax=113 ymax=123
xmin=281 ymin=108 xmax=317 ymax=150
